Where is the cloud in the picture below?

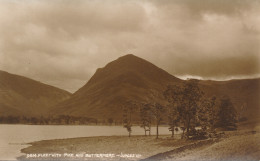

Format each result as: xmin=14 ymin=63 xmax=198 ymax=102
xmin=0 ymin=0 xmax=259 ymax=92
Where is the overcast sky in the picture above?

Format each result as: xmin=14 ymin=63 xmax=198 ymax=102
xmin=0 ymin=0 xmax=259 ymax=92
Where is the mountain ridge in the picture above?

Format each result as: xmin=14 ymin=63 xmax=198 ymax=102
xmin=1 ymin=54 xmax=259 ymax=122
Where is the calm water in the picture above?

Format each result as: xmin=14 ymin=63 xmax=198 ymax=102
xmin=0 ymin=124 xmax=175 ymax=160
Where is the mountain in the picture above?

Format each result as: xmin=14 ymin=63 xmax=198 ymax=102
xmin=51 ymin=54 xmax=260 ymax=122
xmin=0 ymin=70 xmax=71 ymax=117
xmin=51 ymin=54 xmax=181 ymax=121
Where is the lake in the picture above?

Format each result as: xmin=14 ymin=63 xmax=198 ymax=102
xmin=0 ymin=124 xmax=177 ymax=160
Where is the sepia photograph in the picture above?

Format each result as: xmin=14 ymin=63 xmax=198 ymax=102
xmin=0 ymin=0 xmax=259 ymax=160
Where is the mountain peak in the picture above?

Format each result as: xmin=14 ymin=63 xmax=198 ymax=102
xmin=117 ymin=54 xmax=140 ymax=61
xmin=120 ymin=53 xmax=136 ymax=58
xmin=94 ymin=54 xmax=143 ymax=72
xmin=102 ymin=54 xmax=170 ymax=74
xmin=107 ymin=54 xmax=146 ymax=67
xmin=81 ymin=54 xmax=179 ymax=90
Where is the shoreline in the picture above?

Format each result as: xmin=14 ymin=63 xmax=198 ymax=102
xmin=0 ymin=123 xmax=170 ymax=127
xmin=18 ymin=134 xmax=192 ymax=160
xmin=18 ymin=127 xmax=260 ymax=161
xmin=0 ymin=124 xmax=176 ymax=160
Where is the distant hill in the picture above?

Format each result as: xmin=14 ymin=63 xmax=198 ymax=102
xmin=51 ymin=54 xmax=181 ymax=121
xmin=0 ymin=70 xmax=71 ymax=117
xmin=199 ymin=78 xmax=260 ymax=119
xmin=51 ymin=54 xmax=260 ymax=122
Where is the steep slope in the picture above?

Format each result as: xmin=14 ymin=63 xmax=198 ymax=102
xmin=52 ymin=54 xmax=181 ymax=120
xmin=0 ymin=70 xmax=71 ymax=116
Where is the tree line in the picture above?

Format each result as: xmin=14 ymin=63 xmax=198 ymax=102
xmin=123 ymin=80 xmax=240 ymax=139
xmin=0 ymin=115 xmax=101 ymax=125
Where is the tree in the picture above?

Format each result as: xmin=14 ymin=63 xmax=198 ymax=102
xmin=180 ymin=80 xmax=204 ymax=139
xmin=167 ymin=106 xmax=180 ymax=138
xmin=190 ymin=96 xmax=218 ymax=139
xmin=107 ymin=118 xmax=114 ymax=125
xmin=141 ymin=102 xmax=164 ymax=139
xmin=122 ymin=100 xmax=137 ymax=137
xmin=237 ymin=102 xmax=247 ymax=122
xmin=123 ymin=106 xmax=132 ymax=137
xmin=164 ymin=80 xmax=203 ymax=139
xmin=199 ymin=96 xmax=217 ymax=131
xmin=140 ymin=104 xmax=152 ymax=136
xmin=152 ymin=103 xmax=165 ymax=139
xmin=164 ymin=85 xmax=182 ymax=138
xmin=215 ymin=96 xmax=237 ymax=130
